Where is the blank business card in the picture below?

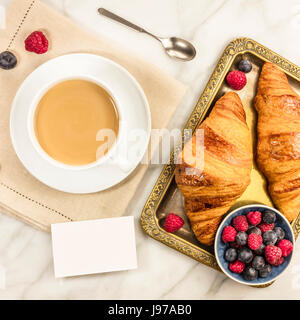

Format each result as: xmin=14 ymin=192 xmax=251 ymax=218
xmin=51 ymin=216 xmax=137 ymax=278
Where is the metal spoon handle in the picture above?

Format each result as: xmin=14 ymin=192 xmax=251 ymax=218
xmin=98 ymin=8 xmax=147 ymax=33
xmin=98 ymin=8 xmax=196 ymax=61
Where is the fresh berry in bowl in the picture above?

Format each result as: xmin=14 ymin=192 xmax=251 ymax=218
xmin=263 ymin=230 xmax=277 ymax=245
xmin=222 ymin=225 xmax=237 ymax=243
xmin=262 ymin=210 xmax=277 ymax=224
xmin=246 ymin=211 xmax=261 ymax=226
xmin=252 ymin=256 xmax=265 ymax=271
xmin=214 ymin=204 xmax=294 ymax=286
xmin=233 ymin=215 xmax=248 ymax=231
xmin=224 ymin=248 xmax=238 ymax=262
xmin=259 ymin=264 xmax=272 ymax=278
xmin=274 ymin=227 xmax=285 ymax=240
xmin=265 ymin=245 xmax=282 ymax=265
xmin=243 ymin=266 xmax=258 ymax=281
xmin=238 ymin=247 xmax=253 ymax=264
xmin=236 ymin=231 xmax=248 ymax=246
xmin=248 ymin=233 xmax=262 ymax=250
xmin=278 ymin=239 xmax=293 ymax=257
xmin=229 ymin=260 xmax=245 ymax=274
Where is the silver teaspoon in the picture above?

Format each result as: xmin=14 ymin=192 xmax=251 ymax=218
xmin=98 ymin=8 xmax=196 ymax=61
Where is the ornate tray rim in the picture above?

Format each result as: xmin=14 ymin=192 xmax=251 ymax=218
xmin=140 ymin=37 xmax=300 ymax=274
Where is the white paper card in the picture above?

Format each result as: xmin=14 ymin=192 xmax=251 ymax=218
xmin=51 ymin=216 xmax=137 ymax=278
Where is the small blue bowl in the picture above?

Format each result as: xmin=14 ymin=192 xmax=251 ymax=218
xmin=214 ymin=204 xmax=294 ymax=286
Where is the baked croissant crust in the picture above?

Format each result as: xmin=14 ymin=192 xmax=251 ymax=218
xmin=255 ymin=62 xmax=300 ymax=222
xmin=175 ymin=92 xmax=252 ymax=245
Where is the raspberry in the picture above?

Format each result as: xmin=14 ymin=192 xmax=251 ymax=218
xmin=258 ymin=223 xmax=274 ymax=233
xmin=222 ymin=226 xmax=237 ymax=243
xmin=277 ymin=239 xmax=293 ymax=257
xmin=265 ymin=245 xmax=282 ymax=265
xmin=248 ymin=233 xmax=262 ymax=250
xmin=232 ymin=215 xmax=248 ymax=232
xmin=25 ymin=31 xmax=49 ymax=54
xmin=229 ymin=260 xmax=245 ymax=274
xmin=226 ymin=70 xmax=247 ymax=90
xmin=164 ymin=213 xmax=184 ymax=233
xmin=246 ymin=211 xmax=261 ymax=226
xmin=273 ymin=256 xmax=284 ymax=266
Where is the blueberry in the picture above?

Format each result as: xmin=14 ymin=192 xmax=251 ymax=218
xmin=224 ymin=248 xmax=237 ymax=262
xmin=274 ymin=227 xmax=285 ymax=241
xmin=252 ymin=256 xmax=265 ymax=270
xmin=238 ymin=248 xmax=253 ymax=263
xmin=0 ymin=51 xmax=17 ymax=70
xmin=259 ymin=264 xmax=272 ymax=278
xmin=254 ymin=243 xmax=265 ymax=255
xmin=236 ymin=231 xmax=248 ymax=246
xmin=238 ymin=59 xmax=252 ymax=73
xmin=247 ymin=226 xmax=261 ymax=236
xmin=243 ymin=266 xmax=258 ymax=281
xmin=262 ymin=210 xmax=276 ymax=224
xmin=263 ymin=230 xmax=277 ymax=245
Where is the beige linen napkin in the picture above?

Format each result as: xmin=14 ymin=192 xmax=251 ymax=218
xmin=0 ymin=0 xmax=187 ymax=231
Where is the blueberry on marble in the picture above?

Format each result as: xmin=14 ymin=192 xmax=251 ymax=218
xmin=0 ymin=51 xmax=17 ymax=70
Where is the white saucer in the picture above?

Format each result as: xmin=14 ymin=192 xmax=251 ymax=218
xmin=10 ymin=54 xmax=151 ymax=194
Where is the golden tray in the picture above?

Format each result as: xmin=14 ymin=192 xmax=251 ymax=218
xmin=140 ymin=38 xmax=300 ymax=280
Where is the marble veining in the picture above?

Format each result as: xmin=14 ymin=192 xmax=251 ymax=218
xmin=1 ymin=0 xmax=300 ymax=299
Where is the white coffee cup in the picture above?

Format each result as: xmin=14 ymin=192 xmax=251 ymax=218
xmin=27 ymin=75 xmax=125 ymax=171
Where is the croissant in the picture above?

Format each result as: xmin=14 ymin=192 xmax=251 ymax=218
xmin=175 ymin=92 xmax=252 ymax=245
xmin=255 ymin=62 xmax=300 ymax=222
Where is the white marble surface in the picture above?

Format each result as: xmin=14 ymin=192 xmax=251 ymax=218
xmin=1 ymin=0 xmax=300 ymax=299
